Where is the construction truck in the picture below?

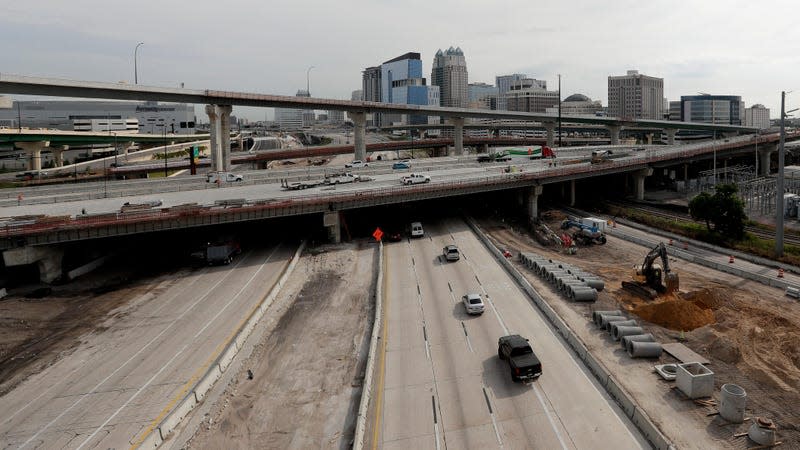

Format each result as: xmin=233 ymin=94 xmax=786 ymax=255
xmin=560 ymin=217 xmax=607 ymax=245
xmin=590 ymin=149 xmax=612 ymax=164
xmin=621 ymin=242 xmax=680 ymax=299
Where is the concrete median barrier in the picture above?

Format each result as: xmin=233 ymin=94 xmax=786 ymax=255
xmin=193 ymin=364 xmax=222 ymax=402
xmin=159 ymin=393 xmax=197 ymax=439
xmin=137 ymin=426 xmax=163 ymax=449
xmin=606 ymin=375 xmax=636 ymax=418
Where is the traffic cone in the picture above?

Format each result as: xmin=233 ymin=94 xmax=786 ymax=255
xmin=778 ymin=268 xmax=785 ymax=278
xmin=729 ymin=255 xmax=735 ymax=263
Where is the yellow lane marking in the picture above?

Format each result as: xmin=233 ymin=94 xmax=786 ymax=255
xmin=129 ymin=261 xmax=282 ymax=449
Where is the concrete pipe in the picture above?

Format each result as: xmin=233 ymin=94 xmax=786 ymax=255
xmin=598 ymin=314 xmax=626 ymax=329
xmin=613 ymin=325 xmax=645 ymax=341
xmin=571 ymin=287 xmax=597 ymax=302
xmin=719 ymin=384 xmax=747 ymax=423
xmin=561 ymin=280 xmax=587 ymax=293
xmin=538 ymin=264 xmax=558 ymax=277
xmin=609 ymin=320 xmax=638 ymax=336
xmin=547 ymin=270 xmax=569 ymax=284
xmin=582 ymin=277 xmax=605 ymax=292
xmin=593 ymin=310 xmax=622 ymax=325
xmin=627 ymin=340 xmax=663 ymax=358
xmin=620 ymin=333 xmax=655 ymax=350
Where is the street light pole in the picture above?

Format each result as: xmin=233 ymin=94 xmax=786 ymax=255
xmin=163 ymin=126 xmax=168 ymax=178
xmin=306 ymin=66 xmax=315 ymax=96
xmin=557 ymin=74 xmax=562 ymax=148
xmin=775 ymin=91 xmax=798 ymax=257
xmin=134 ymin=42 xmax=144 ymax=84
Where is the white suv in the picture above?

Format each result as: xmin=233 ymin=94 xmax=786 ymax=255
xmin=207 ymin=172 xmax=243 ymax=183
xmin=401 ymin=173 xmax=430 ymax=185
xmin=345 ymin=160 xmax=368 ymax=168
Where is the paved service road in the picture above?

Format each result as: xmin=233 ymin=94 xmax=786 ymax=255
xmin=374 ymin=218 xmax=646 ymax=449
xmin=0 ymin=241 xmax=295 ymax=449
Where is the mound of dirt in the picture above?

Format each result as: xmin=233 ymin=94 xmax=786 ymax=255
xmin=707 ymin=336 xmax=742 ymax=363
xmin=632 ymin=297 xmax=715 ymax=331
xmin=682 ymin=288 xmax=725 ymax=310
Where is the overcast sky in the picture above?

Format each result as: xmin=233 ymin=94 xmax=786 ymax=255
xmin=3 ymin=0 xmax=798 ymax=121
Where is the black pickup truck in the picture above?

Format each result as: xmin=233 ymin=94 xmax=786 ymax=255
xmin=498 ymin=334 xmax=542 ymax=382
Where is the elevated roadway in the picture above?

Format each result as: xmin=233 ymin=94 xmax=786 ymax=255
xmin=2 ymin=133 xmax=798 ymax=253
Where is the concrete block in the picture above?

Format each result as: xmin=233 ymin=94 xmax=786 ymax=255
xmin=193 ymin=363 xmax=222 ymax=402
xmin=606 ymin=375 xmax=636 ymax=418
xmin=159 ymin=393 xmax=197 ymax=439
xmin=137 ymin=427 xmax=163 ymax=449
xmin=676 ymin=362 xmax=714 ymax=399
xmin=583 ymin=351 xmax=609 ymax=384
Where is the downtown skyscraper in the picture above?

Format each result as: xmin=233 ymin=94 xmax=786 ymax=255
xmin=431 ymin=47 xmax=468 ymax=108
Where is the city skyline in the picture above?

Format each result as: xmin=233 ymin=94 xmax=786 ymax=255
xmin=2 ymin=1 xmax=797 ymax=120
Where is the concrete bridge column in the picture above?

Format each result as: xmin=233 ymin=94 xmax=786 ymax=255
xmin=569 ymin=179 xmax=576 ymax=206
xmin=218 ymin=105 xmax=233 ymax=171
xmin=50 ymin=145 xmax=68 ymax=167
xmin=16 ymin=141 xmax=49 ymax=171
xmin=545 ymin=122 xmax=556 ymax=147
xmin=205 ymin=105 xmax=221 ymax=172
xmin=607 ymin=125 xmax=622 ymax=145
xmin=633 ymin=168 xmax=653 ymax=201
xmin=527 ymin=185 xmax=544 ymax=221
xmin=3 ymin=246 xmax=64 ymax=283
xmin=452 ymin=117 xmax=465 ymax=155
xmin=480 ymin=143 xmax=489 ymax=154
xmin=120 ymin=141 xmax=134 ymax=159
xmin=351 ymin=112 xmax=367 ymax=161
xmin=323 ymin=210 xmax=341 ymax=244
xmin=759 ymin=147 xmax=774 ymax=176
xmin=666 ymin=129 xmax=677 ymax=145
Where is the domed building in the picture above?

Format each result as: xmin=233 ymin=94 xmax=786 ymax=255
xmin=546 ymin=93 xmax=604 ymax=116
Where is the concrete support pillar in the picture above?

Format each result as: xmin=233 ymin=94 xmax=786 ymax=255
xmin=607 ymin=125 xmax=621 ymax=145
xmin=120 ymin=142 xmax=134 ymax=158
xmin=323 ymin=211 xmax=341 ymax=244
xmin=666 ymin=129 xmax=677 ymax=145
xmin=218 ymin=105 xmax=233 ymax=171
xmin=633 ymin=168 xmax=653 ymax=201
xmin=50 ymin=145 xmax=67 ymax=167
xmin=205 ymin=105 xmax=221 ymax=172
xmin=351 ymin=112 xmax=367 ymax=161
xmin=527 ymin=185 xmax=543 ymax=221
xmin=237 ymin=134 xmax=244 ymax=152
xmin=16 ymin=141 xmax=49 ymax=171
xmin=480 ymin=143 xmax=489 ymax=154
xmin=759 ymin=148 xmax=774 ymax=176
xmin=545 ymin=122 xmax=556 ymax=147
xmin=569 ymin=179 xmax=576 ymax=206
xmin=452 ymin=117 xmax=465 ymax=155
xmin=3 ymin=246 xmax=64 ymax=283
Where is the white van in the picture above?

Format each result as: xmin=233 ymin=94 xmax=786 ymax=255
xmin=410 ymin=222 xmax=424 ymax=238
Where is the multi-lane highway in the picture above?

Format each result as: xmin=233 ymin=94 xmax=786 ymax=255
xmin=373 ymin=218 xmax=646 ymax=449
xmin=0 ymin=241 xmax=295 ymax=448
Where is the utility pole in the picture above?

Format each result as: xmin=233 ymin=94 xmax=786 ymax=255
xmin=776 ymin=91 xmax=788 ymax=256
xmin=557 ymin=74 xmax=562 ymax=148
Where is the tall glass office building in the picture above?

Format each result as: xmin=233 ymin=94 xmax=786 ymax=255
xmin=380 ymin=52 xmax=439 ymax=125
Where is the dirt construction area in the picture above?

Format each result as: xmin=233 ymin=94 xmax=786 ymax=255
xmin=481 ymin=211 xmax=800 ymax=449
xmin=185 ymin=242 xmax=375 ymax=449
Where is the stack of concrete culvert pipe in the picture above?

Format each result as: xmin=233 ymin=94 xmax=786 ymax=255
xmin=518 ymin=253 xmax=602 ymax=303
xmin=620 ymin=333 xmax=655 ymax=349
xmin=627 ymin=340 xmax=663 ymax=358
xmin=609 ymin=319 xmax=638 ymax=335
xmin=613 ymin=325 xmax=646 ymax=341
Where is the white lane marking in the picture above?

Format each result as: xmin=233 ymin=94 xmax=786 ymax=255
xmin=461 ymin=322 xmax=474 ymax=353
xmin=2 ymin=271 xmax=211 ymax=428
xmin=74 ymin=246 xmax=280 ymax=449
xmin=531 ymin=384 xmax=569 ymax=450
xmin=18 ymin=249 xmax=258 ymax=448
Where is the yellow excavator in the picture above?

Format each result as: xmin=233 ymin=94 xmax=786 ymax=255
xmin=622 ymin=242 xmax=680 ymax=299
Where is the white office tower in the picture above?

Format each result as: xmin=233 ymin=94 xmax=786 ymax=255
xmin=431 ymin=47 xmax=468 ymax=108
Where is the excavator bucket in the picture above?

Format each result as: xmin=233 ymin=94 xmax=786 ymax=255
xmin=665 ymin=272 xmax=679 ymax=293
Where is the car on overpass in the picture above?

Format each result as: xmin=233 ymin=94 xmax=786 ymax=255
xmin=401 ymin=173 xmax=430 ymax=185
xmin=345 ymin=160 xmax=368 ymax=169
xmin=392 ymin=160 xmax=411 ymax=170
xmin=207 ymin=171 xmax=244 ymax=183
xmin=462 ymin=293 xmax=484 ymax=315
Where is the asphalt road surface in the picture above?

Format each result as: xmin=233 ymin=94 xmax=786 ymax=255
xmin=0 ymin=241 xmax=295 ymax=449
xmin=373 ymin=218 xmax=647 ymax=449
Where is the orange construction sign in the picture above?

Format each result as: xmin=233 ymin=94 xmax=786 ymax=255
xmin=372 ymin=227 xmax=384 ymax=242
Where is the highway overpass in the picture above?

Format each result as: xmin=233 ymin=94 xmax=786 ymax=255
xmin=0 ymin=74 xmax=757 ymax=172
xmin=3 ymin=132 xmax=798 ymax=282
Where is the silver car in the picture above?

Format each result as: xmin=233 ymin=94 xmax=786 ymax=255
xmin=462 ymin=293 xmax=485 ymax=315
xmin=442 ymin=245 xmax=460 ymax=261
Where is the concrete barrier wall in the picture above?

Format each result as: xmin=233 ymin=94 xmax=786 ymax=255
xmin=159 ymin=393 xmax=197 ymax=439
xmin=466 ymin=217 xmax=674 ymax=450
xmin=353 ymin=242 xmax=384 ymax=450
xmin=137 ymin=241 xmax=307 ymax=448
